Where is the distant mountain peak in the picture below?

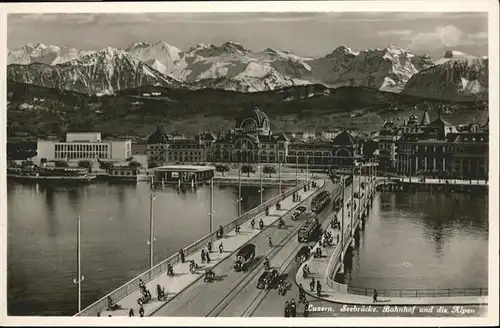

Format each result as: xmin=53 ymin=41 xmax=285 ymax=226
xmin=328 ymin=45 xmax=358 ymax=58
xmin=220 ymin=41 xmax=249 ymax=53
xmin=443 ymin=50 xmax=471 ymax=59
xmin=128 ymin=41 xmax=149 ymax=49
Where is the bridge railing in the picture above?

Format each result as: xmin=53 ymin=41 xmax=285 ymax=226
xmin=75 ymin=180 xmax=310 ymax=317
xmin=347 ymin=286 xmax=489 ymax=298
xmin=325 ymin=178 xmax=374 ymax=290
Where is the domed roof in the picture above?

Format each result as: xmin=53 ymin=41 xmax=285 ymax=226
xmin=333 ymin=130 xmax=355 ymax=146
xmin=235 ymin=106 xmax=270 ymax=131
xmin=147 ymin=126 xmax=169 ymax=144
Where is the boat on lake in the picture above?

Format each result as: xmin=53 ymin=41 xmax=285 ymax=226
xmin=7 ymin=166 xmax=96 ymax=183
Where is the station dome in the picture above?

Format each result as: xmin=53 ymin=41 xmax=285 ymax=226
xmin=333 ymin=130 xmax=356 ymax=146
xmin=147 ymin=126 xmax=169 ymax=144
xmin=234 ymin=106 xmax=271 ymax=135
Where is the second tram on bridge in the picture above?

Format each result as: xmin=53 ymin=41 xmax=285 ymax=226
xmin=311 ymin=190 xmax=331 ymax=213
xmin=298 ymin=215 xmax=321 ymax=243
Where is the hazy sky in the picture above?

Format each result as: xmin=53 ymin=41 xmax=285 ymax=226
xmin=7 ymin=12 xmax=488 ymax=58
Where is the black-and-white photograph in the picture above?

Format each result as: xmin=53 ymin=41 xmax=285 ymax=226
xmin=1 ymin=1 xmax=498 ymax=325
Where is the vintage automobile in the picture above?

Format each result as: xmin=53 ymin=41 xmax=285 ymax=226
xmin=233 ymin=243 xmax=256 ymax=271
xmin=291 ymin=206 xmax=307 ymax=221
xmin=295 ymin=245 xmax=312 ymax=264
xmin=257 ymin=269 xmax=279 ymax=290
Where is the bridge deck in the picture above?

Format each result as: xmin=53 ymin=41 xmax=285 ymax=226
xmin=95 ymin=180 xmax=325 ymax=317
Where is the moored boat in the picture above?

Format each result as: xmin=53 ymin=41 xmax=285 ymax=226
xmin=7 ymin=166 xmax=96 ymax=183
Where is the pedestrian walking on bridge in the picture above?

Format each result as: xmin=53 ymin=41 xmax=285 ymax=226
xmin=219 ymin=242 xmax=224 ymax=254
xmin=284 ymin=301 xmax=291 ymax=317
xmin=309 ymin=277 xmax=315 ymax=292
xmin=316 ymin=281 xmax=322 ymax=296
xmin=373 ymin=289 xmax=378 ymax=303
xmin=139 ymin=305 xmax=144 ymax=317
xmin=201 ymin=249 xmax=206 ymax=263
xmin=179 ymin=249 xmax=185 ymax=263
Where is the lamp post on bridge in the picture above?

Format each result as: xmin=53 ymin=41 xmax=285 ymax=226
xmin=295 ymin=155 xmax=299 ymax=186
xmin=278 ymin=162 xmax=282 ymax=195
xmin=237 ymin=167 xmax=243 ymax=217
xmin=73 ymin=216 xmax=84 ymax=313
xmin=340 ymin=174 xmax=346 ymax=262
xmin=358 ymin=161 xmax=362 ymax=209
xmin=209 ymin=177 xmax=214 ymax=233
xmin=306 ymin=155 xmax=309 ymax=183
xmin=350 ymin=165 xmax=355 ymax=236
xmin=259 ymin=161 xmax=264 ymax=205
xmin=147 ymin=176 xmax=156 ymax=269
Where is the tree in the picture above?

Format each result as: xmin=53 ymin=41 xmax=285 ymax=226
xmin=216 ymin=163 xmax=230 ymax=176
xmin=54 ymin=160 xmax=69 ymax=167
xmin=78 ymin=160 xmax=93 ymax=172
xmin=148 ymin=162 xmax=159 ymax=169
xmin=240 ymin=164 xmax=256 ymax=177
xmin=98 ymin=160 xmax=114 ymax=170
xmin=128 ymin=160 xmax=142 ymax=168
xmin=262 ymin=164 xmax=277 ymax=177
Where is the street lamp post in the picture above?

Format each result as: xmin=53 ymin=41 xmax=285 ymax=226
xmin=278 ymin=163 xmax=282 ymax=195
xmin=358 ymin=163 xmax=362 ymax=210
xmin=148 ymin=176 xmax=155 ymax=269
xmin=209 ymin=177 xmax=214 ymax=233
xmin=238 ymin=167 xmax=242 ymax=217
xmin=350 ymin=166 xmax=354 ymax=236
xmin=259 ymin=163 xmax=263 ymax=205
xmin=341 ymin=176 xmax=345 ymax=259
xmin=73 ymin=216 xmax=84 ymax=313
xmin=306 ymin=155 xmax=309 ymax=183
xmin=295 ymin=155 xmax=299 ymax=186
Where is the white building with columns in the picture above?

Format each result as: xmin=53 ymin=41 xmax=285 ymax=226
xmin=35 ymin=132 xmax=132 ymax=163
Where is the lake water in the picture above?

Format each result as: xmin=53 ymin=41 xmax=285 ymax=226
xmin=7 ymin=181 xmax=279 ymax=316
xmin=344 ymin=191 xmax=489 ymax=291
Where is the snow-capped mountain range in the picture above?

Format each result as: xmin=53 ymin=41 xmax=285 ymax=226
xmin=7 ymin=41 xmax=488 ymax=100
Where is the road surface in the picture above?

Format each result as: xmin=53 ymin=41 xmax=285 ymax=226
xmin=152 ymin=179 xmax=338 ymax=317
xmin=225 ymin=177 xmax=360 ymax=317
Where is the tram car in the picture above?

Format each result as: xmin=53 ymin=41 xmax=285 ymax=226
xmin=298 ymin=216 xmax=321 ymax=243
xmin=311 ymin=191 xmax=331 ymax=213
xmin=233 ymin=243 xmax=256 ymax=272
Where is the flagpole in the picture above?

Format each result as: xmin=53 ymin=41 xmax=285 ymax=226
xmin=278 ymin=163 xmax=282 ymax=195
xmin=238 ymin=167 xmax=242 ymax=217
xmin=210 ymin=177 xmax=214 ymax=233
xmin=149 ymin=176 xmax=155 ymax=269
xmin=73 ymin=216 xmax=84 ymax=313
xmin=295 ymin=155 xmax=298 ymax=186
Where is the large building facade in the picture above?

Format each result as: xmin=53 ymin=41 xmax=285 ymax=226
xmin=146 ymin=107 xmax=362 ymax=168
xmin=35 ymin=132 xmax=132 ymax=163
xmin=383 ymin=110 xmax=489 ymax=179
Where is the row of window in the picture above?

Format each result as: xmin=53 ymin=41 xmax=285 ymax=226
xmin=55 ymin=151 xmax=108 ymax=159
xmin=288 ymin=151 xmax=331 ymax=157
xmin=54 ymin=144 xmax=109 ymax=152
